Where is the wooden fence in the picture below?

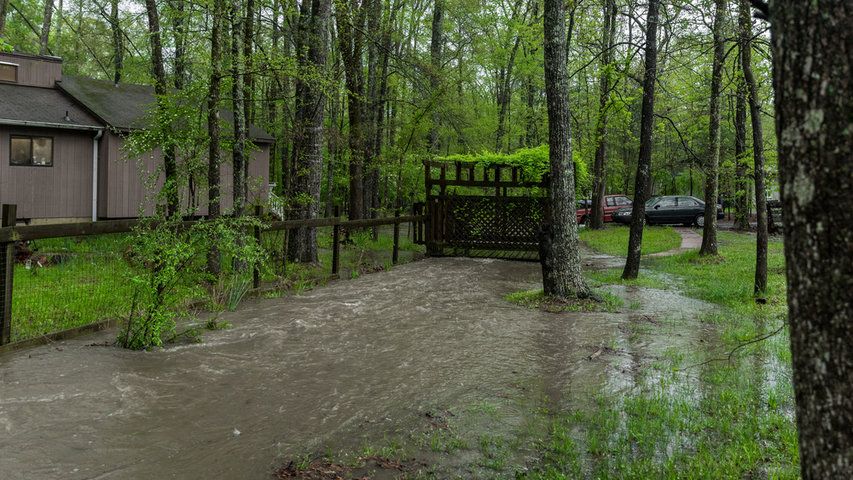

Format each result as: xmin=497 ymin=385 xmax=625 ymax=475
xmin=0 ymin=203 xmax=426 ymax=347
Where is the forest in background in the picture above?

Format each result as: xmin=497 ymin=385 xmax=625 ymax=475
xmin=0 ymin=0 xmax=777 ymax=225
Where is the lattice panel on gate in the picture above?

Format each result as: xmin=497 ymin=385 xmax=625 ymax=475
xmin=442 ymin=195 xmax=547 ymax=251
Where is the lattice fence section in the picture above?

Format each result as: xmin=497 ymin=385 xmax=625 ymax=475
xmin=441 ymin=195 xmax=547 ymax=251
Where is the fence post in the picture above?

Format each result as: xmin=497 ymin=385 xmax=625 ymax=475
xmin=253 ymin=205 xmax=262 ymax=289
xmin=392 ymin=209 xmax=401 ymax=265
xmin=0 ymin=204 xmax=16 ymax=345
xmin=332 ymin=205 xmax=341 ymax=276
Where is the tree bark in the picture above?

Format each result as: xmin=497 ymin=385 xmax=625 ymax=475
xmin=231 ymin=0 xmax=247 ymax=218
xmin=172 ymin=0 xmax=187 ymax=90
xmin=541 ymin=0 xmax=588 ymax=299
xmin=144 ymin=0 xmax=179 ymax=217
xmin=766 ymin=1 xmax=853 ymax=477
xmin=336 ymin=0 xmax=367 ymax=220
xmin=40 ymin=0 xmax=55 ymax=55
xmin=733 ymin=63 xmax=750 ymax=231
xmin=621 ymin=0 xmax=659 ymax=280
xmin=0 ymin=0 xmax=8 ymax=36
xmin=739 ymin=0 xmax=768 ymax=294
xmin=699 ymin=0 xmax=726 ymax=255
xmin=206 ymin=0 xmax=224 ymax=275
xmin=590 ymin=0 xmax=617 ymax=229
xmin=109 ymin=0 xmax=122 ymax=84
xmin=427 ymin=0 xmax=444 ymax=154
xmin=288 ymin=0 xmax=330 ymax=263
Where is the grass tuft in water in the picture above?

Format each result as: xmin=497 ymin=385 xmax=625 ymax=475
xmin=505 ymin=289 xmax=624 ymax=313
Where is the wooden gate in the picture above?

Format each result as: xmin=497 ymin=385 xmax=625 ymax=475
xmin=424 ymin=160 xmax=549 ymax=259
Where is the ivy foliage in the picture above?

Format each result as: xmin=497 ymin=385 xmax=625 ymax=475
xmin=436 ymin=145 xmax=590 ymax=193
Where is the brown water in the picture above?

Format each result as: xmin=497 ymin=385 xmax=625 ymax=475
xmin=0 ymin=257 xmax=715 ymax=479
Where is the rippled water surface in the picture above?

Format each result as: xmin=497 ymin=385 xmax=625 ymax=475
xmin=0 ymin=257 xmax=716 ymax=479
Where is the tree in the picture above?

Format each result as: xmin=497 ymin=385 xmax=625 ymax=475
xmin=109 ymin=0 xmax=122 ymax=84
xmin=39 ymin=0 xmax=54 ymax=55
xmin=622 ymin=0 xmax=660 ymax=280
xmin=0 ymin=0 xmax=8 ymax=37
xmin=144 ymin=0 xmax=179 ymax=216
xmin=427 ymin=0 xmax=444 ymax=154
xmin=288 ymin=0 xmax=330 ymax=263
xmin=541 ymin=0 xmax=588 ymax=299
xmin=230 ymin=0 xmax=247 ymax=218
xmin=733 ymin=63 xmax=750 ymax=231
xmin=738 ymin=0 xmax=767 ymax=294
xmin=762 ymin=0 xmax=853 ymax=477
xmin=206 ymin=0 xmax=224 ymax=275
xmin=699 ymin=0 xmax=726 ymax=255
xmin=336 ymin=0 xmax=368 ymax=220
xmin=590 ymin=0 xmax=617 ymax=229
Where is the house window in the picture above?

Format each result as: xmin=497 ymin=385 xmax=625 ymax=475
xmin=10 ymin=136 xmax=54 ymax=166
xmin=0 ymin=63 xmax=17 ymax=83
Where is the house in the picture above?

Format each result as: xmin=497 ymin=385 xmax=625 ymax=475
xmin=0 ymin=52 xmax=273 ymax=224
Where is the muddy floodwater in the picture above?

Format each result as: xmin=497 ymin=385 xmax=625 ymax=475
xmin=0 ymin=256 xmax=715 ymax=479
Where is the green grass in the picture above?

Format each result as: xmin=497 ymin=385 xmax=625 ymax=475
xmin=524 ymin=230 xmax=798 ymax=479
xmin=579 ymin=225 xmax=682 ymax=256
xmin=505 ymin=288 xmax=624 ymax=312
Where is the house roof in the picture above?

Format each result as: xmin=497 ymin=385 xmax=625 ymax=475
xmin=57 ymin=76 xmax=275 ymax=143
xmin=0 ymin=82 xmax=102 ymax=129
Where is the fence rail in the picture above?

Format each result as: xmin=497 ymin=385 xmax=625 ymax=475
xmin=0 ymin=204 xmax=427 ymax=347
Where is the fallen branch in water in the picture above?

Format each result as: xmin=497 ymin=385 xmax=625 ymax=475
xmin=676 ymin=323 xmax=786 ymax=371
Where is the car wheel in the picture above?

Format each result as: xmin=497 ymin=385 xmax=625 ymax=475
xmin=695 ymin=214 xmax=705 ymax=227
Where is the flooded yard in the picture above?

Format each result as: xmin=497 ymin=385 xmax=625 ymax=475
xmin=0 ymin=256 xmax=754 ymax=479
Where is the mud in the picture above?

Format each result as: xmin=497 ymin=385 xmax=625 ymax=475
xmin=0 ymin=257 xmax=716 ymax=479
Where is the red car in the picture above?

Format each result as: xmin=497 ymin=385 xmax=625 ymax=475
xmin=576 ymin=194 xmax=632 ymax=225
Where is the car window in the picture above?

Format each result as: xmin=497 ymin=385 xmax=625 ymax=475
xmin=679 ymin=197 xmax=698 ymax=207
xmin=605 ymin=197 xmax=615 ymax=207
xmin=615 ymin=196 xmax=631 ymax=206
xmin=657 ymin=197 xmax=677 ymax=207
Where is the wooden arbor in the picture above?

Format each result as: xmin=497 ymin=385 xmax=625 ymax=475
xmin=424 ymin=160 xmax=549 ymax=259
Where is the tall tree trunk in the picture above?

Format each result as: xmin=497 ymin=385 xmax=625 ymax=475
xmin=590 ymin=0 xmax=617 ymax=229
xmin=766 ymin=1 xmax=853 ymax=477
xmin=40 ymin=0 xmax=54 ymax=55
xmin=243 ymin=0 xmax=255 ymax=126
xmin=110 ymin=0 xmax=122 ymax=84
xmin=206 ymin=0 xmax=224 ymax=275
xmin=427 ymin=0 xmax=444 ymax=154
xmin=739 ymin=0 xmax=767 ymax=294
xmin=145 ymin=0 xmax=179 ymax=217
xmin=621 ymin=0 xmax=659 ymax=280
xmin=288 ymin=0 xmax=329 ymax=262
xmin=733 ymin=64 xmax=750 ymax=230
xmin=0 ymin=0 xmax=8 ymax=36
xmin=699 ymin=0 xmax=726 ymax=255
xmin=172 ymin=0 xmax=187 ymax=90
xmin=231 ymin=0 xmax=247 ymax=218
xmin=541 ymin=0 xmax=588 ymax=299
xmin=495 ymin=25 xmax=522 ymax=152
xmin=336 ymin=0 xmax=367 ymax=220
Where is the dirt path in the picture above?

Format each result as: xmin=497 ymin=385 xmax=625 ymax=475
xmin=648 ymin=227 xmax=702 ymax=257
xmin=0 ymin=257 xmax=715 ymax=479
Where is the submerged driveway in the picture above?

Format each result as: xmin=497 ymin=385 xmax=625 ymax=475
xmin=0 ymin=257 xmax=712 ymax=479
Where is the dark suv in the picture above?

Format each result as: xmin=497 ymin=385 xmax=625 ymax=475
xmin=612 ymin=195 xmax=723 ymax=226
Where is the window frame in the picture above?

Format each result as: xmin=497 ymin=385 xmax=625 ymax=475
xmin=0 ymin=62 xmax=19 ymax=84
xmin=9 ymin=135 xmax=54 ymax=167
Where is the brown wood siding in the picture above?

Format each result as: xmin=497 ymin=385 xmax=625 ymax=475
xmin=0 ymin=53 xmax=62 ymax=88
xmin=99 ymin=135 xmax=271 ymax=218
xmin=0 ymin=126 xmax=94 ymax=219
